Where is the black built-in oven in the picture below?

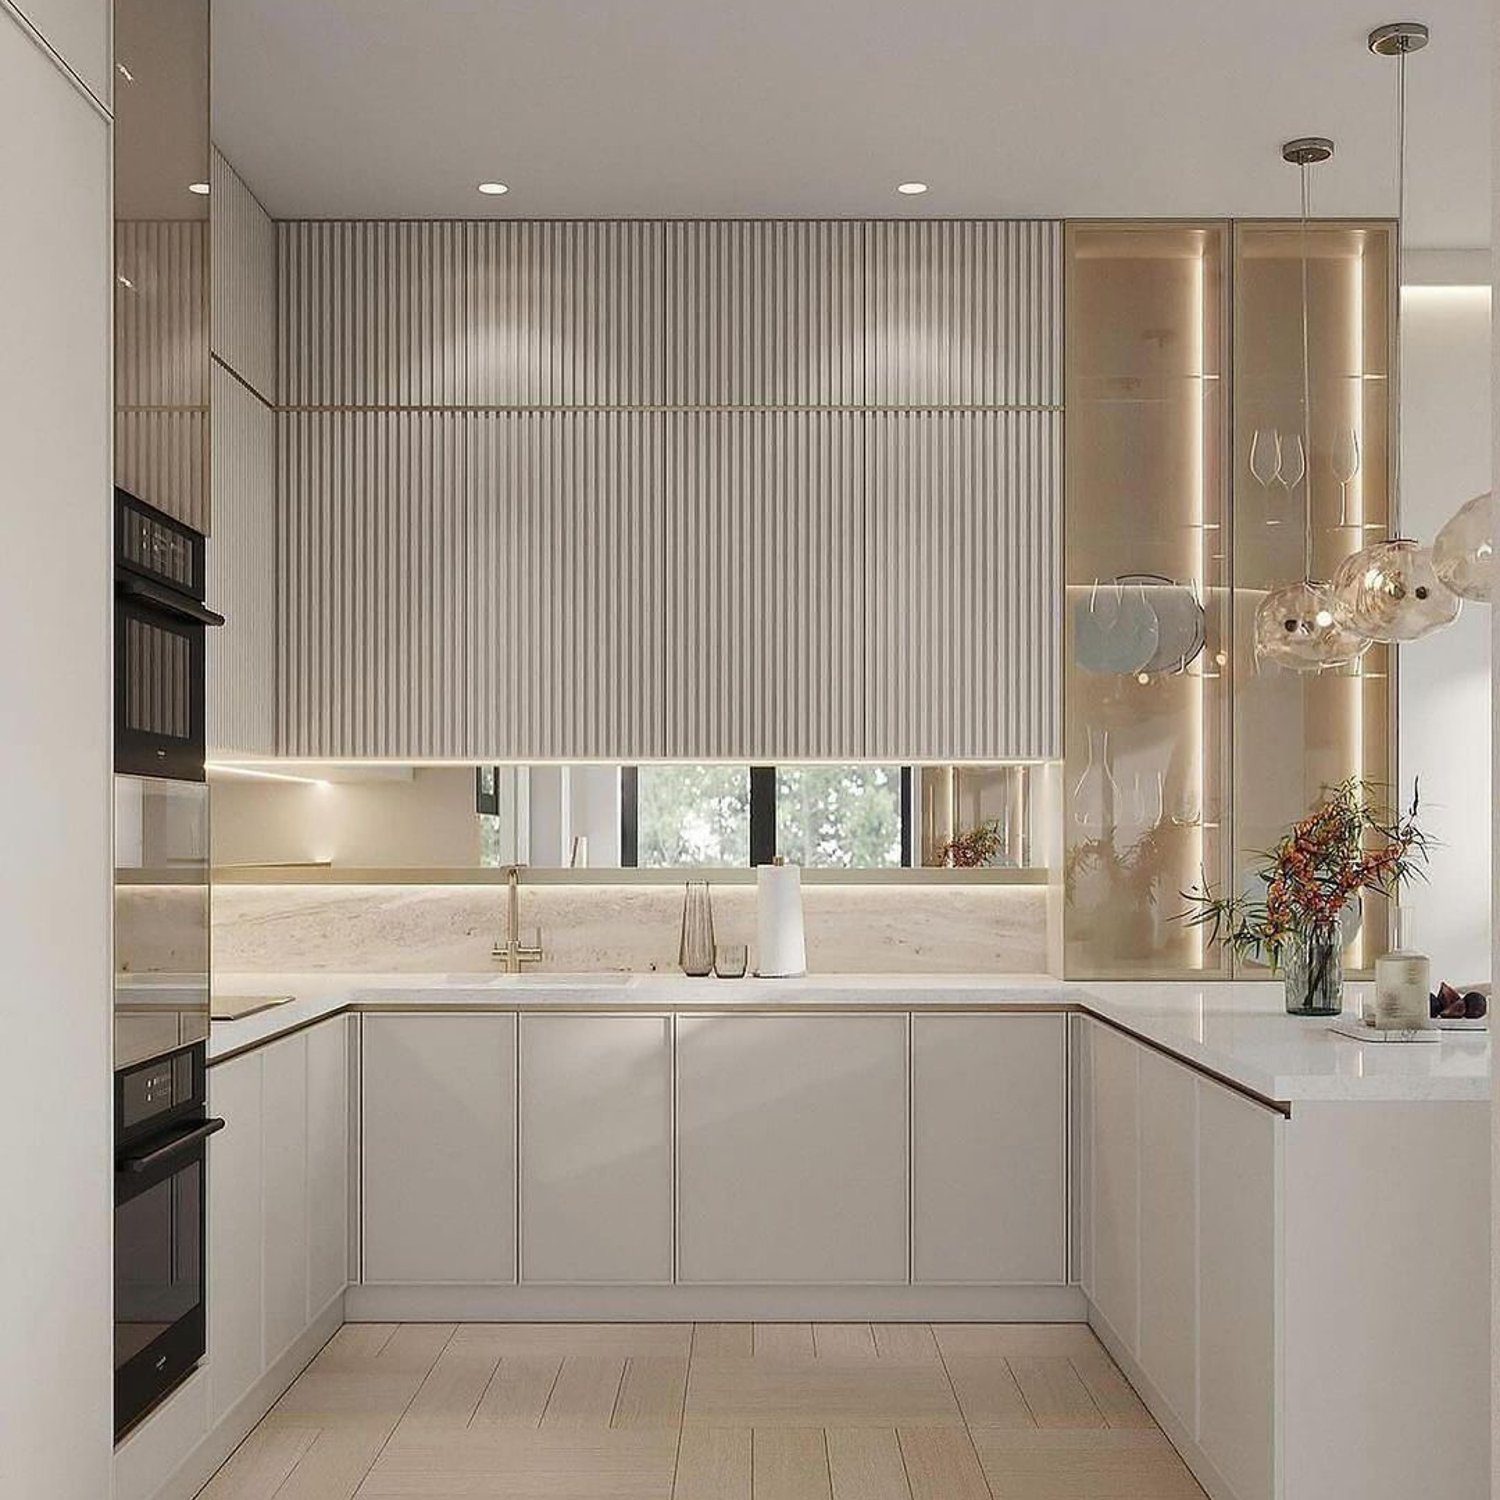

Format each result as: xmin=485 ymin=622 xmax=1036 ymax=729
xmin=114 ymin=488 xmax=224 ymax=781
xmin=114 ymin=1042 xmax=224 ymax=1438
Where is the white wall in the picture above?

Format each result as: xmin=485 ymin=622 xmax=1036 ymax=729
xmin=0 ymin=5 xmax=113 ymax=1496
xmin=1398 ymin=281 xmax=1493 ymax=984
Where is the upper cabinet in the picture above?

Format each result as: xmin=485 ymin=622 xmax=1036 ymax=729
xmin=1062 ymin=221 xmax=1396 ymax=979
xmin=274 ymin=219 xmax=1064 ymax=762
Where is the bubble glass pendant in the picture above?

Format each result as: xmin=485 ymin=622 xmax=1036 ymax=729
xmin=1253 ymin=579 xmax=1370 ymax=671
xmin=1433 ymin=491 xmax=1493 ymax=602
xmin=1328 ymin=538 xmax=1461 ymax=643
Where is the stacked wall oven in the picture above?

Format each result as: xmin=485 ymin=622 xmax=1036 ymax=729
xmin=113 ymin=489 xmax=224 ymax=1438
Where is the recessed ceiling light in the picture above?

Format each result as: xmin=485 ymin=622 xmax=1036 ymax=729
xmin=896 ymin=181 xmax=928 ymax=195
xmin=188 ymin=181 xmax=210 ymax=195
xmin=477 ymin=181 xmax=510 ymax=196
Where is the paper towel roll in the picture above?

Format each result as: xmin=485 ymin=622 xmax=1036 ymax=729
xmin=756 ymin=862 xmax=806 ymax=978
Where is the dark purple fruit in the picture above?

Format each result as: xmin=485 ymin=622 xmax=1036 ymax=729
xmin=1464 ymin=993 xmax=1488 ymax=1020
xmin=1442 ymin=994 xmax=1469 ymax=1020
xmin=1430 ymin=993 xmax=1442 ymax=1018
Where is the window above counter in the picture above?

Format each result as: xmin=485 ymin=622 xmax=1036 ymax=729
xmin=208 ymin=760 xmax=1060 ymax=881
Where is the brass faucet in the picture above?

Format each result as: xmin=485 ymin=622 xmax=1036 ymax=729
xmin=493 ymin=864 xmax=544 ymax=973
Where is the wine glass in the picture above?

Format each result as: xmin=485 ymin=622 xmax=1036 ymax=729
xmin=1331 ymin=427 xmax=1361 ymax=527
xmin=1249 ymin=427 xmax=1281 ymax=489
xmin=1278 ymin=432 xmax=1307 ymax=494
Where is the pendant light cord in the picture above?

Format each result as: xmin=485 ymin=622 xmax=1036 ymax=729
xmin=1300 ymin=160 xmax=1314 ymax=581
xmin=1391 ymin=45 xmax=1406 ymax=538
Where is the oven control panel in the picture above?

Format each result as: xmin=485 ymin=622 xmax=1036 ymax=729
xmin=118 ymin=1047 xmax=199 ymax=1138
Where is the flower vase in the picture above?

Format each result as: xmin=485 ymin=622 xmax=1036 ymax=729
xmin=1283 ymin=925 xmax=1343 ymax=1016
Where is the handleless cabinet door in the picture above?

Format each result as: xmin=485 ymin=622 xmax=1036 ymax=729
xmin=1197 ymin=1080 xmax=1280 ymax=1500
xmin=261 ymin=1034 xmax=309 ymax=1364
xmin=676 ymin=1014 xmax=908 ymax=1284
xmin=305 ymin=1016 xmax=349 ymax=1314
xmin=911 ymin=1013 xmax=1067 ymax=1284
xmin=1136 ymin=1046 xmax=1199 ymax=1440
xmin=519 ymin=1014 xmax=673 ymax=1283
xmin=362 ymin=1014 xmax=517 ymax=1284
xmin=207 ymin=1050 xmax=264 ymax=1425
xmin=1088 ymin=1021 xmax=1140 ymax=1354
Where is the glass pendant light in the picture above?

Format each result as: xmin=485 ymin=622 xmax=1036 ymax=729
xmin=1329 ymin=21 xmax=1461 ymax=644
xmin=1255 ymin=137 xmax=1369 ymax=673
xmin=1433 ymin=491 xmax=1494 ymax=601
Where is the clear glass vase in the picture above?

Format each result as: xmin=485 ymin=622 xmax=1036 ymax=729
xmin=1283 ymin=925 xmax=1343 ymax=1016
xmin=678 ymin=881 xmax=715 ymax=977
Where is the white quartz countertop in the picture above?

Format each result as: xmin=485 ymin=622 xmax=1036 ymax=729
xmin=208 ymin=971 xmax=1491 ymax=1105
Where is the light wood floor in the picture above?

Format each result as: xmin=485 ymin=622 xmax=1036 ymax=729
xmin=197 ymin=1322 xmax=1208 ymax=1499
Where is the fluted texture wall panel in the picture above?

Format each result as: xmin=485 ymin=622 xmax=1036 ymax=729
xmin=208 ymin=366 xmax=275 ymax=753
xmin=663 ymin=220 xmax=1061 ymax=408
xmin=663 ymin=411 xmax=1059 ymax=760
xmin=211 ymin=149 xmax=276 ymax=400
xmin=279 ymin=220 xmax=664 ymax=407
xmin=114 ymin=409 xmax=207 ymax=533
xmin=115 ymin=220 xmax=209 ymax=528
xmin=275 ymin=218 xmax=1063 ymax=760
xmin=279 ymin=411 xmax=665 ymax=759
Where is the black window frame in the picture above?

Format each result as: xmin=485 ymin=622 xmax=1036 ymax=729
xmin=620 ymin=763 xmax=913 ymax=870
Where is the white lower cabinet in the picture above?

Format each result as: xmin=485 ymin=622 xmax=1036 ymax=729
xmin=1197 ymin=1079 xmax=1278 ymax=1500
xmin=911 ymin=1013 xmax=1067 ymax=1284
xmin=519 ymin=1014 xmax=673 ymax=1284
xmin=361 ymin=1013 xmax=517 ymax=1283
xmin=1087 ymin=1022 xmax=1140 ymax=1351
xmin=260 ymin=1034 xmax=309 ymax=1363
xmin=1135 ymin=1046 xmax=1197 ymax=1440
xmin=206 ymin=1049 xmax=263 ymax=1426
xmin=676 ymin=1013 xmax=908 ymax=1284
xmin=306 ymin=1016 xmax=351 ymax=1314
xmin=1081 ymin=1018 xmax=1280 ymax=1500
xmin=204 ymin=1015 xmax=350 ymax=1436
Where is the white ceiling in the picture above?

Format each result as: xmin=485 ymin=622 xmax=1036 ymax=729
xmin=212 ymin=0 xmax=1491 ymax=246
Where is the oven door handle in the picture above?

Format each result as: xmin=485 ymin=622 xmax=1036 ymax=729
xmin=120 ymin=1117 xmax=225 ymax=1174
xmin=116 ymin=573 xmax=226 ymax=627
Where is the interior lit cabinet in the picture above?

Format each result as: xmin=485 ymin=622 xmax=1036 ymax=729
xmin=1064 ymin=224 xmax=1232 ymax=977
xmin=1064 ymin=220 xmax=1395 ymax=978
xmin=1232 ymin=223 xmax=1396 ymax=972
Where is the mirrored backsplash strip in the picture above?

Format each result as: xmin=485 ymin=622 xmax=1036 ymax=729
xmin=205 ymin=882 xmax=1050 ymax=976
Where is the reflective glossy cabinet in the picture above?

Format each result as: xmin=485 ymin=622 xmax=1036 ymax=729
xmin=1064 ymin=221 xmax=1395 ymax=978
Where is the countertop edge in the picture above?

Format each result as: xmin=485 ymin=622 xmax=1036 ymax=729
xmin=204 ymin=974 xmax=1491 ymax=1106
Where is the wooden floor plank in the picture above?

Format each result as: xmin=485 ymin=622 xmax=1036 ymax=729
xmin=753 ymin=1428 xmax=832 ymax=1500
xmin=685 ymin=1357 xmax=963 ymax=1429
xmin=540 ymin=1355 xmax=628 ymax=1429
xmin=1007 ymin=1356 xmax=1107 ymax=1429
xmin=825 ymin=1428 xmax=913 ymax=1500
xmin=1069 ymin=1351 xmax=1155 ymax=1429
xmin=470 ymin=1355 xmax=563 ymax=1428
xmin=398 ymin=1330 xmax=505 ymax=1431
xmin=478 ymin=1323 xmax=692 ymax=1358
xmin=694 ymin=1323 xmax=754 ymax=1358
xmin=272 ymin=1420 xmax=395 ymax=1500
xmin=613 ymin=1357 xmax=689 ymax=1429
xmin=674 ymin=1427 xmax=752 ymax=1500
xmin=754 ymin=1324 xmax=817 ymax=1361
xmin=196 ymin=1417 xmax=320 ymax=1499
xmin=933 ymin=1324 xmax=1103 ymax=1360
xmin=359 ymin=1429 xmax=680 ymax=1495
xmin=871 ymin=1325 xmax=940 ymax=1363
xmin=897 ymin=1427 xmax=992 ymax=1500
xmin=942 ymin=1356 xmax=1035 ymax=1430
xmin=813 ymin=1324 xmax=877 ymax=1360
xmin=971 ymin=1428 xmax=1209 ymax=1499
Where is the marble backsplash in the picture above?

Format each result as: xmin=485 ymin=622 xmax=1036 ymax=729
xmin=209 ymin=882 xmax=1052 ymax=975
